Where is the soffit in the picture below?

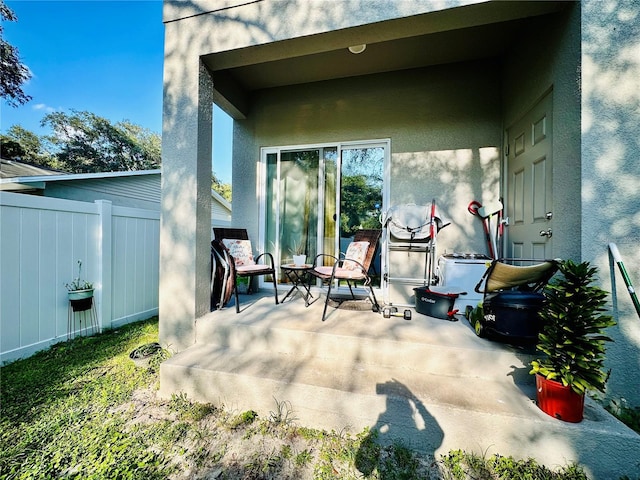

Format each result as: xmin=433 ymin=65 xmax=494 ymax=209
xmin=202 ymin=1 xmax=571 ymax=93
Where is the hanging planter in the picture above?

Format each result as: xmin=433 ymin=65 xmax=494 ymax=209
xmin=68 ymin=288 xmax=94 ymax=312
xmin=66 ymin=260 xmax=94 ymax=312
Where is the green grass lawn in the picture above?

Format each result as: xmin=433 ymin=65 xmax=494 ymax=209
xmin=0 ymin=317 xmax=606 ymax=479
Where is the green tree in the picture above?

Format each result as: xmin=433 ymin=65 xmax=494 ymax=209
xmin=41 ymin=110 xmax=161 ymax=173
xmin=212 ymin=173 xmax=232 ymax=201
xmin=340 ymin=174 xmax=382 ymax=236
xmin=1 ymin=125 xmax=57 ymax=167
xmin=1 ymin=1 xmax=32 ymax=107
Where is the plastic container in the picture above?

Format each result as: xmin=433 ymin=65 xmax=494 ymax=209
xmin=437 ymin=254 xmax=491 ymax=311
xmin=413 ymin=286 xmax=458 ymax=319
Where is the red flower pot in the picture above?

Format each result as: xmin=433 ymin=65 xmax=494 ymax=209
xmin=535 ymin=374 xmax=585 ymax=423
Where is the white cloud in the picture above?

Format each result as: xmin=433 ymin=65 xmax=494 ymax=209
xmin=32 ymin=103 xmax=56 ymax=113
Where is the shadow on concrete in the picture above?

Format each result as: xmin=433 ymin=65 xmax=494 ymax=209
xmin=355 ymin=379 xmax=443 ymax=478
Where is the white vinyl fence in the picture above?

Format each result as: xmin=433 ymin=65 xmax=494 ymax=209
xmin=0 ymin=192 xmax=159 ymax=363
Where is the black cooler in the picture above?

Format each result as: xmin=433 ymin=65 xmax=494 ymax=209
xmin=482 ymin=291 xmax=544 ymax=340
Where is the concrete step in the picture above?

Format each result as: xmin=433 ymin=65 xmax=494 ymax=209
xmin=193 ymin=293 xmax=537 ymax=383
xmin=160 ymin=295 xmax=640 ymax=480
xmin=160 ymin=343 xmax=539 ymax=419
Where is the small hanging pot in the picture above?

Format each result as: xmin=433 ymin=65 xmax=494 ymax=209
xmin=68 ymin=288 xmax=94 ymax=312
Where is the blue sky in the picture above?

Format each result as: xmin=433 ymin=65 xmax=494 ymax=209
xmin=2 ymin=0 xmax=233 ymax=183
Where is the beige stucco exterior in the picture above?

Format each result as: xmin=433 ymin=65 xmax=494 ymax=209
xmin=160 ymin=0 xmax=640 ymax=405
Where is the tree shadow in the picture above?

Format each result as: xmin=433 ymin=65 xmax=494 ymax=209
xmin=355 ymin=378 xmax=443 ymax=478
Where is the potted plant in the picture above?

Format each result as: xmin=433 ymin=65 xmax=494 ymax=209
xmin=530 ymin=259 xmax=616 ymax=422
xmin=65 ymin=260 xmax=94 ymax=312
xmin=290 ymin=240 xmax=306 ymax=266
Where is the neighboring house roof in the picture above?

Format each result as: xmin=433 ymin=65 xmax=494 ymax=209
xmin=0 ymin=158 xmax=63 ymax=179
xmin=211 ymin=188 xmax=232 ymax=225
xmin=0 ymin=168 xmax=162 ymax=207
xmin=1 ymin=165 xmax=232 ymax=222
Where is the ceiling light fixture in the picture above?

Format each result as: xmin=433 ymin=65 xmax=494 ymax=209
xmin=348 ymin=44 xmax=366 ymax=54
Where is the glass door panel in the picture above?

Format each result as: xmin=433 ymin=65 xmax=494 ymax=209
xmin=320 ymin=147 xmax=338 ymax=266
xmin=265 ymin=149 xmax=319 ymax=283
xmin=339 ymin=147 xmax=384 ymax=282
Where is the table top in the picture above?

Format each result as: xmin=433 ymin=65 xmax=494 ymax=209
xmin=281 ymin=263 xmax=313 ymax=270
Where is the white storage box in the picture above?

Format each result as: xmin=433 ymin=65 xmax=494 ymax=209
xmin=437 ymin=254 xmax=491 ymax=312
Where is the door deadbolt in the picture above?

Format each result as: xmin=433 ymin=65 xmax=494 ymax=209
xmin=545 ymin=212 xmax=553 ymax=220
xmin=539 ymin=228 xmax=553 ymax=238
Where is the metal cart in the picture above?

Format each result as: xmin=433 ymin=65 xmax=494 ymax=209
xmin=381 ymin=200 xmax=450 ymax=307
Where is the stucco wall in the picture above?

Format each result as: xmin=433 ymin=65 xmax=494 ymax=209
xmin=582 ymin=0 xmax=640 ymax=406
xmin=234 ymin=61 xmax=503 ymax=257
xmin=502 ymin=5 xmax=581 ymax=262
xmin=163 ymin=0 xmax=482 ymax=52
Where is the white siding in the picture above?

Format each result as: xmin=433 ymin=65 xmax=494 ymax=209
xmin=45 ymin=174 xmax=161 ymax=210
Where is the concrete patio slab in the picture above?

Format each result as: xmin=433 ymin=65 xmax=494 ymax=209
xmin=160 ymin=291 xmax=640 ymax=479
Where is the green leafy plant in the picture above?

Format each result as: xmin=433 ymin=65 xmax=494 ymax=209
xmin=530 ymin=259 xmax=616 ymax=395
xmin=606 ymin=398 xmax=640 ymax=433
xmin=65 ymin=259 xmax=93 ymax=291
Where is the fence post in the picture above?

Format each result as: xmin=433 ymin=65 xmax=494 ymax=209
xmin=96 ymin=200 xmax=113 ymax=331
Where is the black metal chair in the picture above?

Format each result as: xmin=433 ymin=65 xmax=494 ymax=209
xmin=213 ymin=228 xmax=279 ymax=313
xmin=311 ymin=229 xmax=381 ymax=321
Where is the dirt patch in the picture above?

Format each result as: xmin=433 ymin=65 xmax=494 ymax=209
xmin=122 ymin=387 xmax=443 ymax=480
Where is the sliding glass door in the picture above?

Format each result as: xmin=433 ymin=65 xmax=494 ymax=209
xmin=265 ymin=149 xmax=321 ymax=268
xmin=262 ymin=140 xmax=387 ymax=284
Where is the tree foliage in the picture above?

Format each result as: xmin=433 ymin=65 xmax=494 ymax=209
xmin=2 ymin=110 xmax=232 ymax=198
xmin=40 ymin=110 xmax=161 ymax=173
xmin=340 ymin=174 xmax=382 ymax=236
xmin=1 ymin=1 xmax=32 ymax=107
xmin=2 ymin=111 xmax=162 ymax=174
xmin=212 ymin=173 xmax=232 ymax=201
xmin=1 ymin=125 xmax=56 ymax=167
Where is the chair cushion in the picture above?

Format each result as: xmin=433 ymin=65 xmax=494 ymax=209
xmin=314 ymin=265 xmax=366 ymax=280
xmin=343 ymin=241 xmax=369 ymax=271
xmin=222 ymin=239 xmax=255 ymax=267
xmin=236 ymin=264 xmax=273 ymax=274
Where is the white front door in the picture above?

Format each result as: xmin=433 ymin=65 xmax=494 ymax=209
xmin=505 ymin=91 xmax=554 ymax=259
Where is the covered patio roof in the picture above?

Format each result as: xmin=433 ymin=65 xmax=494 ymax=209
xmin=203 ymin=1 xmax=571 ymax=118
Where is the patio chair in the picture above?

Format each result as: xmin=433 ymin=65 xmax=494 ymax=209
xmin=311 ymin=229 xmax=382 ymax=321
xmin=213 ymin=228 xmax=279 ymax=313
xmin=468 ymin=258 xmax=559 ymax=340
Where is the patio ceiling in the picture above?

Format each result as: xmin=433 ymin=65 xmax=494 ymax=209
xmin=204 ymin=1 xmax=572 ymax=118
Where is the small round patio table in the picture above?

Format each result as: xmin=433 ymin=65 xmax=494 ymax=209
xmin=280 ymin=264 xmax=314 ymax=307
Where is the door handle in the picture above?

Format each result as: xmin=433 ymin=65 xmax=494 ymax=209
xmin=539 ymin=228 xmax=553 ymax=238
xmin=546 ymin=212 xmax=553 ymax=220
